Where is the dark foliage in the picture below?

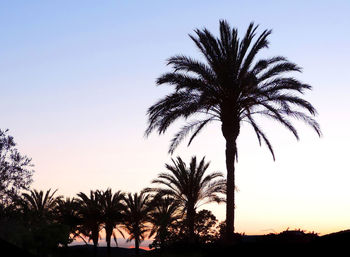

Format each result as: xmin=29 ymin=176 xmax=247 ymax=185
xmin=0 ymin=189 xmax=70 ymax=257
xmin=76 ymin=190 xmax=104 ymax=255
xmin=150 ymin=209 xmax=221 ymax=249
xmin=0 ymin=129 xmax=34 ymax=206
xmin=193 ymin=210 xmax=219 ymax=244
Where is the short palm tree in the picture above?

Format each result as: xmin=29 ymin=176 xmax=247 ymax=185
xmin=121 ymin=191 xmax=151 ymax=255
xmin=55 ymin=197 xmax=81 ymax=245
xmin=148 ymin=195 xmax=182 ymax=249
xmin=76 ymin=190 xmax=103 ymax=255
xmin=100 ymin=188 xmax=125 ymax=255
xmin=148 ymin=156 xmax=225 ymax=241
xmin=20 ymin=188 xmax=61 ymax=222
xmin=145 ymin=20 xmax=321 ymax=239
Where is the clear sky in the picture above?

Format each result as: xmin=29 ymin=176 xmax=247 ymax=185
xmin=1 ymin=0 xmax=349 ymax=236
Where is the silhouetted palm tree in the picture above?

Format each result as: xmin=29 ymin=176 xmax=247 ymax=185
xmin=100 ymin=188 xmax=125 ymax=255
xmin=77 ymin=190 xmax=103 ymax=256
xmin=145 ymin=20 xmax=321 ymax=239
xmin=148 ymin=195 xmax=182 ymax=249
xmin=55 ymin=197 xmax=81 ymax=245
xmin=148 ymin=156 xmax=225 ymax=241
xmin=121 ymin=191 xmax=151 ymax=255
xmin=20 ymin=188 xmax=61 ymax=222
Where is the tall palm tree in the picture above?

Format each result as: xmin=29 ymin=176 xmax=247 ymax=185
xmin=20 ymin=188 xmax=61 ymax=222
xmin=145 ymin=20 xmax=321 ymax=240
xmin=121 ymin=191 xmax=151 ymax=255
xmin=148 ymin=156 xmax=225 ymax=241
xmin=100 ymin=188 xmax=125 ymax=255
xmin=148 ymin=195 xmax=182 ymax=249
xmin=76 ymin=190 xmax=103 ymax=256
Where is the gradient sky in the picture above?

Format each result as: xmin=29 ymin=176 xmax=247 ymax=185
xmin=1 ymin=0 xmax=349 ymax=236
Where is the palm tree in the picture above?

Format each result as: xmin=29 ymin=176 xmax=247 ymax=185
xmin=20 ymin=188 xmax=61 ymax=222
xmin=76 ymin=190 xmax=103 ymax=256
xmin=18 ymin=189 xmax=62 ymax=257
xmin=145 ymin=20 xmax=321 ymax=240
xmin=121 ymin=191 xmax=151 ymax=255
xmin=147 ymin=156 xmax=225 ymax=241
xmin=55 ymin=197 xmax=81 ymax=245
xmin=148 ymin=195 xmax=182 ymax=249
xmin=100 ymin=188 xmax=125 ymax=255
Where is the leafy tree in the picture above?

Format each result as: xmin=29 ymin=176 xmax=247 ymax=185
xmin=145 ymin=20 xmax=321 ymax=239
xmin=121 ymin=191 xmax=151 ymax=255
xmin=150 ymin=209 xmax=220 ymax=248
xmin=194 ymin=209 xmax=219 ymax=243
xmin=0 ymin=129 xmax=34 ymax=205
xmin=147 ymin=156 xmax=225 ymax=241
xmin=100 ymin=188 xmax=125 ymax=255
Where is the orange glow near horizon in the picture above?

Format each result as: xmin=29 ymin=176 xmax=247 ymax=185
xmin=129 ymin=246 xmax=150 ymax=251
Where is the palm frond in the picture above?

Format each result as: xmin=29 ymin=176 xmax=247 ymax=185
xmin=168 ymin=117 xmax=214 ymax=154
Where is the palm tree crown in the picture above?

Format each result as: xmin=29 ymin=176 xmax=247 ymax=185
xmin=121 ymin=191 xmax=152 ymax=255
xmin=56 ymin=197 xmax=80 ymax=242
xmin=148 ymin=195 xmax=182 ymax=249
xmin=20 ymin=188 xmax=61 ymax=221
xmin=100 ymin=188 xmax=125 ymax=253
xmin=76 ymin=190 xmax=103 ymax=252
xmin=146 ymin=20 xmax=320 ymax=156
xmin=146 ymin=20 xmax=321 ymax=239
xmin=148 ymin=156 xmax=225 ymax=239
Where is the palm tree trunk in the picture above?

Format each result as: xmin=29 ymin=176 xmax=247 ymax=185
xmin=187 ymin=202 xmax=195 ymax=244
xmin=225 ymin=136 xmax=236 ymax=241
xmin=159 ymin=228 xmax=166 ymax=250
xmin=135 ymin=238 xmax=140 ymax=255
xmin=92 ymin=229 xmax=99 ymax=257
xmin=93 ymin=242 xmax=98 ymax=257
xmin=160 ymin=237 xmax=165 ymax=250
xmin=222 ymin=120 xmax=239 ymax=242
xmin=107 ymin=239 xmax=111 ymax=256
xmin=106 ymin=227 xmax=112 ymax=256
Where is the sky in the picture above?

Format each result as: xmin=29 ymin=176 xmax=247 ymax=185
xmin=0 ymin=0 xmax=350 ymax=237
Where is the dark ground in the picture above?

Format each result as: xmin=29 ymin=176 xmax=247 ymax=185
xmin=0 ymin=238 xmax=36 ymax=257
xmin=1 ymin=230 xmax=349 ymax=257
xmin=146 ymin=230 xmax=350 ymax=257
xmin=58 ymin=245 xmax=147 ymax=257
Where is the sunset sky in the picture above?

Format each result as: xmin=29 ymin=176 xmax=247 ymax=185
xmin=1 ymin=0 xmax=349 ymax=237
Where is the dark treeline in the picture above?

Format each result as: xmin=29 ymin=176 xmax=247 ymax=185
xmin=0 ymin=155 xmax=227 ymax=256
